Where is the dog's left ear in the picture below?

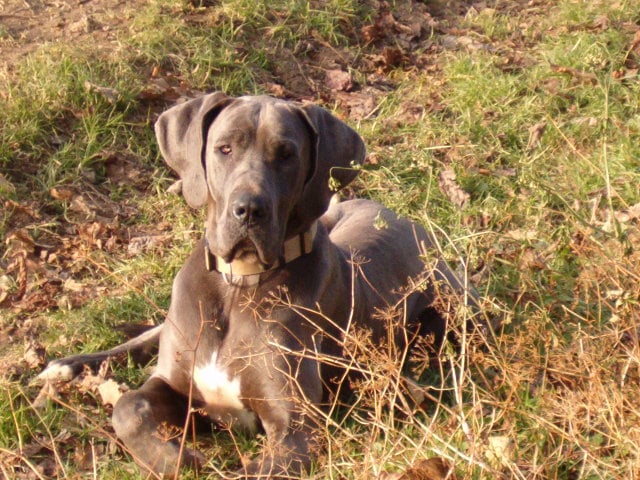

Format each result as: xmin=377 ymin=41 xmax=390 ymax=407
xmin=295 ymin=104 xmax=366 ymax=223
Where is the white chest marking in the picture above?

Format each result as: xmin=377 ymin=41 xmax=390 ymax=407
xmin=193 ymin=351 xmax=256 ymax=430
xmin=194 ymin=351 xmax=243 ymax=409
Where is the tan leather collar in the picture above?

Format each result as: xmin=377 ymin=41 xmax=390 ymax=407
xmin=205 ymin=222 xmax=318 ymax=287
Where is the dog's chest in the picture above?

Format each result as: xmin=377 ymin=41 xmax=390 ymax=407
xmin=193 ymin=350 xmax=257 ymax=431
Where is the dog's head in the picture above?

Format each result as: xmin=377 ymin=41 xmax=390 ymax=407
xmin=155 ymin=93 xmax=366 ymax=269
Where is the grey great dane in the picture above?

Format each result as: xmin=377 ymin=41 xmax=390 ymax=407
xmin=40 ymin=93 xmax=481 ymax=478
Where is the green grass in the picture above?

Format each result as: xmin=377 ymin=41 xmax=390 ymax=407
xmin=1 ymin=0 xmax=640 ymax=478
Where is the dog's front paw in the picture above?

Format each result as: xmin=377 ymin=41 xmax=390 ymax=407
xmin=113 ymin=389 xmax=206 ymax=477
xmin=130 ymin=439 xmax=205 ymax=478
xmin=179 ymin=446 xmax=206 ymax=472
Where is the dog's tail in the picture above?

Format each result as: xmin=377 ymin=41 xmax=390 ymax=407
xmin=38 ymin=324 xmax=162 ymax=382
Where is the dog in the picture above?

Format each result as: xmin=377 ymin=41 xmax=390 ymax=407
xmin=40 ymin=93 xmax=481 ymax=478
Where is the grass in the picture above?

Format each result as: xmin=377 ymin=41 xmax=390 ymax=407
xmin=1 ymin=0 xmax=640 ymax=478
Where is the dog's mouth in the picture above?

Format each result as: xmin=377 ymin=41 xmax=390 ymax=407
xmin=223 ymin=237 xmax=275 ymax=269
xmin=209 ymin=208 xmax=284 ymax=271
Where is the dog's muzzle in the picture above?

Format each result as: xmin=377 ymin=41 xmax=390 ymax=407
xmin=205 ymin=222 xmax=318 ymax=287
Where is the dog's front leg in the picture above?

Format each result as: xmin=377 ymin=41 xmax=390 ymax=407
xmin=112 ymin=376 xmax=205 ymax=478
xmin=238 ymin=353 xmax=322 ymax=479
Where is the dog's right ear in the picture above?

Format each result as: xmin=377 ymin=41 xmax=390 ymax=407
xmin=154 ymin=92 xmax=234 ymax=209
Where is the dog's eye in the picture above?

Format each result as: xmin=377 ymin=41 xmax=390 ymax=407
xmin=275 ymin=145 xmax=295 ymax=162
xmin=219 ymin=145 xmax=232 ymax=155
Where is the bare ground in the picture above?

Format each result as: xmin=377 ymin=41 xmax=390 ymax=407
xmin=1 ymin=0 xmax=132 ymax=68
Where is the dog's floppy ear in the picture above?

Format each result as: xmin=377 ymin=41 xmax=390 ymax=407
xmin=296 ymin=104 xmax=366 ymax=223
xmin=154 ymin=92 xmax=234 ymax=208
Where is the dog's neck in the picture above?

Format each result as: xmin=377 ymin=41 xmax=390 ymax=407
xmin=205 ymin=222 xmax=318 ymax=287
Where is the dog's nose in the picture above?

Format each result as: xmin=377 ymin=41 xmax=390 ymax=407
xmin=232 ymin=193 xmax=267 ymax=223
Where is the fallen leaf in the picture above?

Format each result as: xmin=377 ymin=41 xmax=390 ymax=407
xmin=84 ymin=81 xmax=119 ymax=103
xmin=77 ymin=221 xmax=107 ymax=246
xmin=63 ymin=278 xmax=86 ymax=293
xmin=1 ymin=251 xmax=27 ymax=305
xmin=367 ymin=153 xmax=380 ymax=165
xmin=630 ymin=30 xmax=640 ymax=52
xmin=519 ymin=248 xmax=546 ymax=270
xmin=335 ymin=91 xmax=377 ymax=120
xmin=485 ymin=435 xmax=514 ymax=468
xmin=379 ymin=457 xmax=456 ymax=480
xmin=127 ymin=234 xmax=172 ymax=256
xmin=505 ymin=228 xmax=538 ymax=241
xmin=70 ymin=15 xmax=99 ymax=34
xmin=73 ymin=441 xmax=107 ymax=472
xmin=102 ymin=153 xmax=147 ymax=187
xmin=0 ymin=275 xmax=10 ymax=304
xmin=362 ymin=23 xmax=385 ymax=43
xmin=138 ymin=77 xmax=180 ymax=101
xmin=365 ymin=10 xmax=397 ymax=42
xmin=5 ymin=229 xmax=35 ymax=254
xmin=438 ymin=168 xmax=470 ymax=208
xmin=527 ymin=121 xmax=547 ymax=150
xmin=33 ymin=381 xmax=60 ymax=409
xmin=0 ymin=174 xmax=16 ymax=194
xmin=70 ymin=194 xmax=96 ymax=216
xmin=167 ymin=179 xmax=183 ymax=195
xmin=34 ymin=456 xmax=60 ymax=477
xmin=380 ymin=473 xmax=402 ymax=480
xmin=397 ymin=101 xmax=425 ymax=123
xmin=97 ymin=378 xmax=128 ymax=406
xmin=612 ymin=68 xmax=639 ymax=80
xmin=494 ymin=167 xmax=517 ymax=177
xmin=615 ymin=202 xmax=640 ymax=223
xmin=78 ymin=362 xmax=110 ymax=393
xmin=593 ymin=14 xmax=609 ymax=30
xmin=441 ymin=34 xmax=491 ymax=52
xmin=23 ymin=340 xmax=46 ymax=369
xmin=266 ymin=82 xmax=287 ymax=97
xmin=4 ymin=199 xmax=40 ymax=221
xmin=64 ymin=362 xmax=128 ymax=406
xmin=50 ymin=187 xmax=75 ymax=200
xmin=550 ymin=64 xmax=597 ymax=84
xmin=325 ymin=69 xmax=353 ymax=92
xmin=381 ymin=46 xmax=407 ymax=69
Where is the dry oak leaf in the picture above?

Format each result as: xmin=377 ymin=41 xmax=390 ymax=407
xmin=335 ymin=91 xmax=377 ymax=121
xmin=0 ymin=173 xmax=16 ymax=194
xmin=98 ymin=378 xmax=128 ymax=406
xmin=84 ymin=81 xmax=119 ymax=103
xmin=50 ymin=187 xmax=75 ymax=200
xmin=325 ymin=69 xmax=353 ymax=92
xmin=127 ymin=233 xmax=172 ymax=256
xmin=485 ymin=435 xmax=515 ymax=468
xmin=438 ymin=168 xmax=470 ymax=208
xmin=167 ymin=179 xmax=183 ymax=195
xmin=24 ymin=340 xmax=47 ymax=369
xmin=615 ymin=202 xmax=640 ymax=223
xmin=379 ymin=457 xmax=457 ymax=480
xmin=138 ymin=77 xmax=181 ymax=101
xmin=73 ymin=361 xmax=129 ymax=406
xmin=527 ymin=121 xmax=547 ymax=150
